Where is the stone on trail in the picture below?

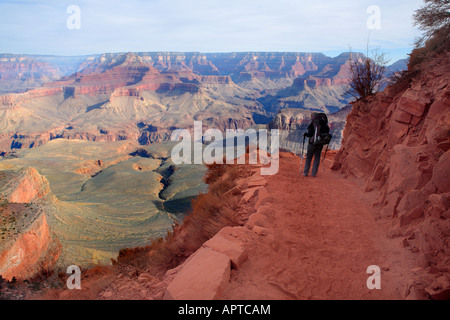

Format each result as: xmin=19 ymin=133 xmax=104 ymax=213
xmin=247 ymin=174 xmax=267 ymax=187
xmin=163 ymin=247 xmax=231 ymax=300
xmin=203 ymin=234 xmax=248 ymax=269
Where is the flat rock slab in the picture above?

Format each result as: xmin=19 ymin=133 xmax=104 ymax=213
xmin=247 ymin=174 xmax=267 ymax=187
xmin=216 ymin=226 xmax=255 ymax=242
xmin=163 ymin=247 xmax=231 ymax=300
xmin=246 ymin=210 xmax=269 ymax=229
xmin=204 ymin=234 xmax=248 ymax=269
xmin=240 ymin=186 xmax=262 ymax=203
xmin=255 ymin=187 xmax=270 ymax=209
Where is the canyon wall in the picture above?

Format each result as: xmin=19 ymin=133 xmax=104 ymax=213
xmin=332 ymin=52 xmax=450 ymax=299
xmin=0 ymin=54 xmax=61 ymax=94
xmin=0 ymin=168 xmax=60 ymax=280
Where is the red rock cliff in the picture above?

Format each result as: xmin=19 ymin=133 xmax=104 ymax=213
xmin=332 ymin=52 xmax=450 ymax=299
xmin=0 ymin=168 xmax=60 ymax=280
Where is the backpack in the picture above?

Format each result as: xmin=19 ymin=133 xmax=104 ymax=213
xmin=310 ymin=113 xmax=332 ymax=146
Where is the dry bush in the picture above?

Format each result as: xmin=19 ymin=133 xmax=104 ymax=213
xmin=413 ymin=0 xmax=450 ymax=49
xmin=408 ymin=32 xmax=450 ymax=71
xmin=388 ymin=31 xmax=450 ymax=94
xmin=387 ymin=69 xmax=416 ymax=97
xmin=345 ymin=50 xmax=389 ymax=101
xmin=390 ymin=0 xmax=450 ymax=86
xmin=30 ymin=264 xmax=115 ymax=300
xmin=204 ymin=162 xmax=227 ymax=184
xmin=181 ymin=192 xmax=239 ymax=247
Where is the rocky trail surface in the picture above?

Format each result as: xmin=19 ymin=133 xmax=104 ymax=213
xmin=58 ymin=151 xmax=420 ymax=300
xmin=221 ymin=152 xmax=418 ymax=300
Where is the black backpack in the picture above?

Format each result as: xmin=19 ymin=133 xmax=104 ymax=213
xmin=310 ymin=113 xmax=332 ymax=146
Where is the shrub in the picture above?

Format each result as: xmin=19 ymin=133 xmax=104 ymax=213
xmin=345 ymin=49 xmax=389 ymax=101
xmin=393 ymin=0 xmax=450 ymax=83
xmin=413 ymin=0 xmax=450 ymax=48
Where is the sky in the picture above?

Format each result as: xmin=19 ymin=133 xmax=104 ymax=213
xmin=0 ymin=0 xmax=424 ymax=62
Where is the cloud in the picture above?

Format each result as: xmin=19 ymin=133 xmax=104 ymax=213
xmin=0 ymin=0 xmax=423 ymax=60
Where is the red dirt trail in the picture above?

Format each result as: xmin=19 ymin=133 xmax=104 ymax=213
xmin=222 ymin=152 xmax=418 ymax=300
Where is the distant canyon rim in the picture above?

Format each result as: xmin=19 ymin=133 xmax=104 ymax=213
xmin=0 ymin=51 xmax=407 ymax=154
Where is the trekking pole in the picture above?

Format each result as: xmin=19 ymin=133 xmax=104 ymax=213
xmin=322 ymin=132 xmax=332 ymax=172
xmin=300 ymin=134 xmax=306 ymax=173
xmin=322 ymin=143 xmax=329 ymax=172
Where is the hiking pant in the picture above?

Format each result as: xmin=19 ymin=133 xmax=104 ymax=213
xmin=303 ymin=143 xmax=323 ymax=177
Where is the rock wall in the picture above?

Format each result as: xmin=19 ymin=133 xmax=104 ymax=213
xmin=0 ymin=212 xmax=56 ymax=281
xmin=0 ymin=55 xmax=60 ymax=93
xmin=332 ymin=52 xmax=450 ymax=299
xmin=0 ymin=168 xmax=60 ymax=280
xmin=3 ymin=168 xmax=53 ymax=203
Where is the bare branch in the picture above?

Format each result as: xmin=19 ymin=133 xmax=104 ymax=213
xmin=344 ymin=49 xmax=388 ymax=101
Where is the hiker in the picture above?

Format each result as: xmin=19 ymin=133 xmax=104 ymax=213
xmin=302 ymin=112 xmax=331 ymax=177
